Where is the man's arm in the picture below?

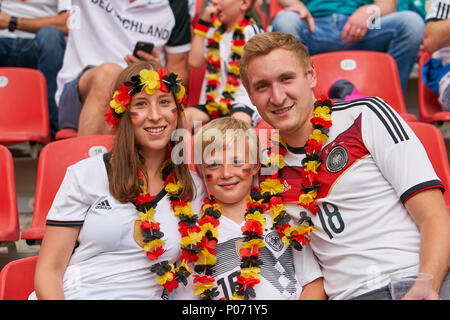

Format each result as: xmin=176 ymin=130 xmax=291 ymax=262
xmin=423 ymin=19 xmax=450 ymax=53
xmin=0 ymin=11 xmax=70 ymax=35
xmin=404 ymin=188 xmax=450 ymax=298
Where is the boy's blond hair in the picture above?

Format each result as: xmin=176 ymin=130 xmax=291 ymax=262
xmin=194 ymin=117 xmax=260 ymax=170
xmin=239 ymin=32 xmax=312 ymax=91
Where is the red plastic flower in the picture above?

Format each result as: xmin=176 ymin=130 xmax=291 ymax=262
xmin=134 ymin=193 xmax=155 ymax=206
xmin=104 ymin=107 xmax=119 ymax=129
xmin=237 ymin=276 xmax=260 ymax=290
xmin=242 ymin=219 xmax=263 ymax=237
xmin=146 ymin=246 xmax=166 ymax=260
xmin=198 ymin=215 xmax=220 ymax=228
xmin=194 ymin=275 xmax=215 ymax=283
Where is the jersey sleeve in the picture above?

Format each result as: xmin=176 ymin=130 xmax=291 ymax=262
xmin=292 ymin=243 xmax=323 ymax=287
xmin=57 ymin=0 xmax=72 ymax=13
xmin=46 ymin=165 xmax=90 ymax=227
xmin=360 ymin=97 xmax=444 ymax=204
xmin=166 ymin=0 xmax=191 ymax=53
xmin=426 ymin=0 xmax=449 ymax=22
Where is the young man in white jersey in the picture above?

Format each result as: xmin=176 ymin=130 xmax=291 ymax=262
xmin=239 ymin=32 xmax=450 ymax=300
xmin=56 ymin=0 xmax=191 ymax=136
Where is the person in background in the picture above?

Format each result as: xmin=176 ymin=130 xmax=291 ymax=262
xmin=56 ymin=0 xmax=191 ymax=136
xmin=183 ymin=0 xmax=263 ymax=133
xmin=272 ymin=0 xmax=424 ymax=94
xmin=0 ymin=0 xmax=71 ymax=139
xmin=239 ymin=32 xmax=450 ymax=300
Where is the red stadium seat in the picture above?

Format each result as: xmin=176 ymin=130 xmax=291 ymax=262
xmin=0 ymin=68 xmax=51 ymax=146
xmin=417 ymin=51 xmax=450 ymax=123
xmin=0 ymin=256 xmax=37 ymax=300
xmin=0 ymin=145 xmax=20 ymax=257
xmin=54 ymin=128 xmax=78 ymax=140
xmin=311 ymin=51 xmax=417 ymax=122
xmin=408 ymin=121 xmax=450 ymax=211
xmin=21 ymin=135 xmax=114 ymax=244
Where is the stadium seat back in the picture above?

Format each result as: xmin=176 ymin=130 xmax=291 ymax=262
xmin=0 ymin=145 xmax=19 ymax=242
xmin=0 ymin=256 xmax=37 ymax=300
xmin=21 ymin=135 xmax=114 ymax=242
xmin=0 ymin=68 xmax=51 ymax=146
xmin=311 ymin=51 xmax=414 ymax=120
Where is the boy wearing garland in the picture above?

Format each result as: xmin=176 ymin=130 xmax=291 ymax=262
xmin=239 ymin=32 xmax=450 ymax=300
xmin=171 ymin=117 xmax=326 ymax=300
xmin=183 ymin=0 xmax=263 ymax=133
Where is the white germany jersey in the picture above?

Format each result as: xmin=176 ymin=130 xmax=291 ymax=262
xmin=33 ymin=154 xmax=206 ymax=300
xmin=55 ymin=0 xmax=191 ymax=103
xmin=261 ymin=97 xmax=444 ymax=300
xmin=170 ymin=212 xmax=323 ymax=300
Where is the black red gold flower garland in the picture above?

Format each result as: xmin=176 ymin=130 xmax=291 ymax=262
xmin=193 ymin=187 xmax=266 ymax=300
xmin=260 ymin=98 xmax=333 ymax=250
xmin=196 ymin=16 xmax=254 ymax=119
xmin=105 ymin=68 xmax=187 ymax=128
xmin=132 ymin=152 xmax=200 ymax=297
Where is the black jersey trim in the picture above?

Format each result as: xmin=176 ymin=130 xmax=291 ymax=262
xmin=46 ymin=220 xmax=84 ymax=227
xmin=400 ymin=180 xmax=445 ymax=204
xmin=167 ymin=0 xmax=191 ymax=47
xmin=333 ymin=97 xmax=409 ymax=144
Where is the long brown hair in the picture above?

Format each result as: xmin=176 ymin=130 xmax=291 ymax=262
xmin=108 ymin=61 xmax=195 ymax=202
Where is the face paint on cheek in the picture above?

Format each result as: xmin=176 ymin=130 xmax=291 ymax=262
xmin=171 ymin=108 xmax=178 ymax=117
xmin=204 ymin=174 xmax=213 ymax=182
xmin=130 ymin=112 xmax=138 ymax=122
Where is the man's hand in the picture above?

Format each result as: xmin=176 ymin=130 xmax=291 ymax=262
xmin=341 ymin=5 xmax=376 ymax=45
xmin=200 ymin=3 xmax=218 ymax=23
xmin=124 ymin=49 xmax=161 ymax=66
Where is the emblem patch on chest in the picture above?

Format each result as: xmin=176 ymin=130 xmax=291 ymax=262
xmin=265 ymin=231 xmax=284 ymax=252
xmin=325 ymin=145 xmax=348 ymax=173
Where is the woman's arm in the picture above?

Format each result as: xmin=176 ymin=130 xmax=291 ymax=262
xmin=34 ymin=226 xmax=81 ymax=300
xmin=299 ymin=277 xmax=328 ymax=300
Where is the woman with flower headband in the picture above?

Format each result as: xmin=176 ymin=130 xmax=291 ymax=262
xmin=32 ymin=61 xmax=207 ymax=300
xmin=183 ymin=0 xmax=263 ymax=133
xmin=171 ymin=117 xmax=326 ymax=300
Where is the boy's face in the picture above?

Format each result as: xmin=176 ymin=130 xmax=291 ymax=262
xmin=202 ymin=144 xmax=260 ymax=206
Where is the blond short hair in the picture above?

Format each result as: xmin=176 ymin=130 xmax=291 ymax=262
xmin=194 ymin=117 xmax=260 ymax=169
xmin=240 ymin=32 xmax=312 ymax=91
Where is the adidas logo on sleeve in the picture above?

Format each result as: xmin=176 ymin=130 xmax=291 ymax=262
xmin=94 ymin=199 xmax=112 ymax=210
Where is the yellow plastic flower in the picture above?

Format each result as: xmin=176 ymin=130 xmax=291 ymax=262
xmin=269 ymin=203 xmax=285 ymax=219
xmin=246 ymin=210 xmax=266 ymax=225
xmin=241 ymin=238 xmax=265 ymax=249
xmin=224 ymin=83 xmax=239 ymax=94
xmin=304 ymin=160 xmax=320 ymax=174
xmin=231 ymin=45 xmax=244 ymax=56
xmin=194 ymin=282 xmax=215 ymax=296
xmin=174 ymin=202 xmax=194 ymax=218
xmin=200 ymin=222 xmax=219 ymax=239
xmin=264 ymin=153 xmax=285 ymax=169
xmin=260 ymin=178 xmax=284 ymax=195
xmin=174 ymin=80 xmax=186 ymax=104
xmin=165 ymin=180 xmax=183 ymax=195
xmin=139 ymin=69 xmax=161 ymax=95
xmin=228 ymin=64 xmax=240 ymax=76
xmin=205 ymin=101 xmax=219 ymax=113
xmin=309 ymin=129 xmax=328 ymax=144
xmin=156 ymin=266 xmax=174 ymax=284
xmin=180 ymin=231 xmax=202 ymax=247
xmin=205 ymin=72 xmax=221 ymax=81
xmin=232 ymin=292 xmax=244 ymax=300
xmin=110 ymin=91 xmax=126 ymax=114
xmin=299 ymin=190 xmax=317 ymax=205
xmin=197 ymin=249 xmax=217 ymax=265
xmin=313 ymin=106 xmax=332 ymax=121
xmin=144 ymin=239 xmax=165 ymax=252
xmin=218 ymin=101 xmax=230 ymax=115
xmin=139 ymin=207 xmax=156 ymax=222
xmin=240 ymin=267 xmax=261 ymax=278
xmin=212 ymin=29 xmax=222 ymax=43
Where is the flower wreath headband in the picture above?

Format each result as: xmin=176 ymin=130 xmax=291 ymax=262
xmin=105 ymin=68 xmax=188 ymax=128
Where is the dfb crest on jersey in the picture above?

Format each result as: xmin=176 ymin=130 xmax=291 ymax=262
xmin=325 ymin=145 xmax=348 ymax=173
xmin=265 ymin=231 xmax=284 ymax=252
